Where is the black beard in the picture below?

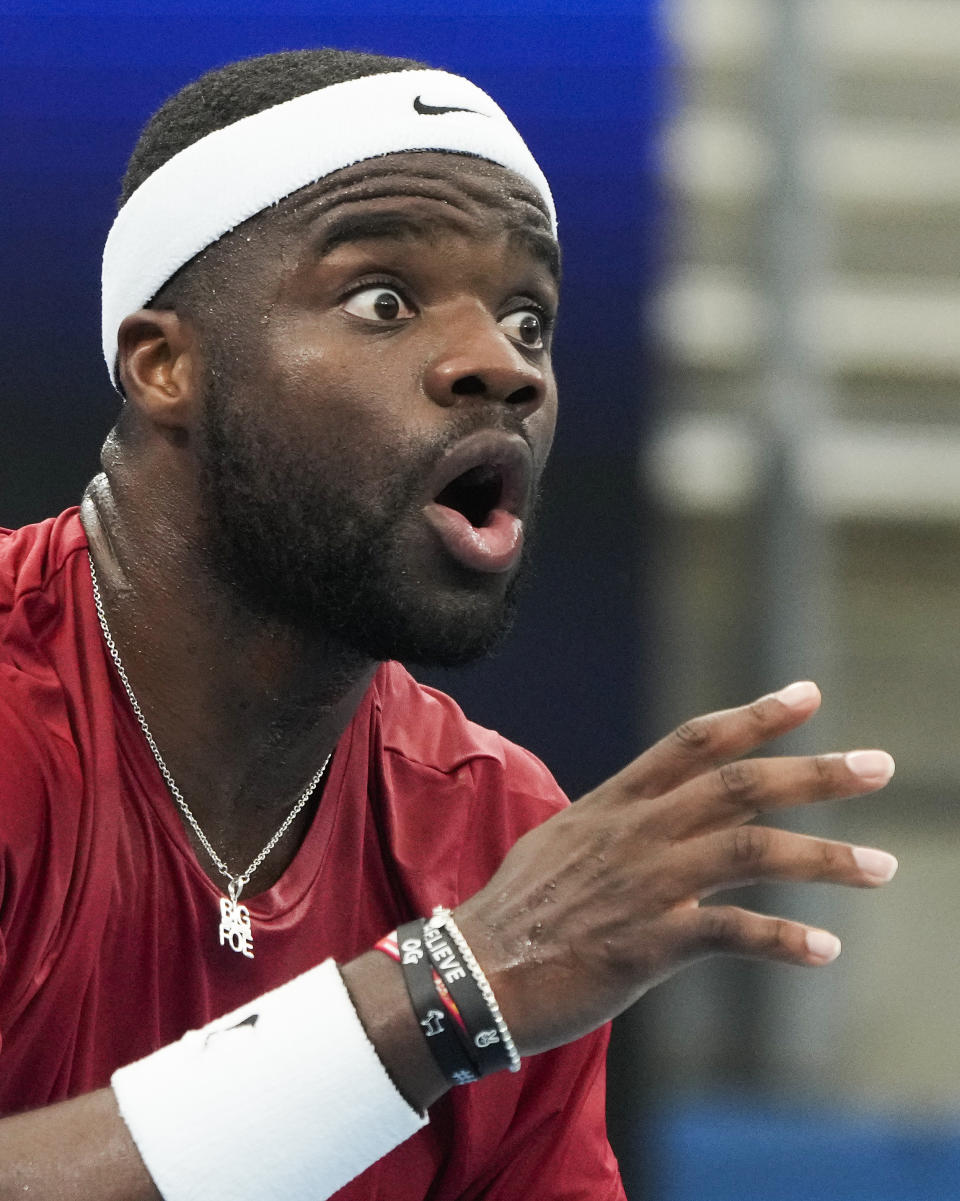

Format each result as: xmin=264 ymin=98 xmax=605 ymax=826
xmin=195 ymin=384 xmax=537 ymax=668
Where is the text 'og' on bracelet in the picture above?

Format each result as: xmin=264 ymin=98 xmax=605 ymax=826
xmin=395 ymin=919 xmax=479 ymax=1087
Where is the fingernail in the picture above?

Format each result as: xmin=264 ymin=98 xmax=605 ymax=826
xmin=772 ymin=681 xmax=820 ymax=710
xmin=806 ymin=929 xmax=841 ymax=963
xmin=845 ymin=750 xmax=895 ymax=785
xmin=852 ymin=846 xmax=899 ymax=883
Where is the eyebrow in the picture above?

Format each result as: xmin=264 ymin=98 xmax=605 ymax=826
xmin=312 ymin=208 xmax=561 ymax=283
xmin=508 ymin=225 xmax=562 ymax=284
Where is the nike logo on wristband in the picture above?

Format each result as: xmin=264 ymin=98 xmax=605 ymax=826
xmin=204 ymin=1011 xmax=259 ymax=1048
xmin=413 ymin=95 xmax=483 ymax=117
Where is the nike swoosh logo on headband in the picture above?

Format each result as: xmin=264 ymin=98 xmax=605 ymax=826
xmin=413 ymin=95 xmax=484 ymax=117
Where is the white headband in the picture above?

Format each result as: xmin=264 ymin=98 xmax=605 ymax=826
xmin=101 ymin=68 xmax=556 ymax=386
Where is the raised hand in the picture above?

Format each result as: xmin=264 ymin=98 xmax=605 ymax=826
xmin=455 ymin=681 xmax=897 ymax=1057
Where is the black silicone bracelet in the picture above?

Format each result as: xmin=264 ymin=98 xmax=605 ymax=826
xmin=396 ymin=919 xmax=479 ymax=1086
xmin=421 ymin=916 xmax=513 ymax=1077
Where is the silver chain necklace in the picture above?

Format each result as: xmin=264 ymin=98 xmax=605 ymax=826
xmin=88 ymin=553 xmax=331 ymax=959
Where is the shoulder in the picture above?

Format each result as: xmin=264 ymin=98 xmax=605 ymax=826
xmin=0 ymin=509 xmax=88 ymax=608
xmin=0 ymin=509 xmax=91 ymax=686
xmin=371 ymin=663 xmax=568 ymax=896
xmin=0 ymin=510 xmax=91 ymax=845
xmin=0 ymin=507 xmax=92 ymax=749
xmin=374 ymin=661 xmax=567 ymax=809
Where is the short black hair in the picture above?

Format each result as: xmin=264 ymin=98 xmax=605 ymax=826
xmin=120 ymin=48 xmax=428 ymax=205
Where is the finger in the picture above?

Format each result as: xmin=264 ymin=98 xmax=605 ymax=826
xmin=658 ymin=748 xmax=896 ymax=839
xmin=666 ymin=904 xmax=843 ymax=967
xmin=609 ymin=681 xmax=822 ymax=802
xmin=665 ymin=827 xmax=899 ymax=901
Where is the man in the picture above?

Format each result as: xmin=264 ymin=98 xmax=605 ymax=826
xmin=0 ymin=48 xmax=897 ymax=1199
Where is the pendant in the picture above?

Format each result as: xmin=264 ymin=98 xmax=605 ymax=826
xmin=218 ymin=880 xmax=254 ymax=958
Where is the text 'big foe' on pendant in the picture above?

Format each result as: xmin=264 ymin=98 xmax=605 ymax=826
xmin=219 ymin=895 xmax=255 ymax=958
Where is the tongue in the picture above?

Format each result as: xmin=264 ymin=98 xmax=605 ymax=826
xmin=423 ymin=503 xmax=524 ymax=574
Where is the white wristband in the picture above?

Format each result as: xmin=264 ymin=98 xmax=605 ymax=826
xmin=111 ymin=960 xmax=427 ymax=1201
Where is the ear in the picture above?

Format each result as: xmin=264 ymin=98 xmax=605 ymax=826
xmin=115 ymin=309 xmax=201 ymax=431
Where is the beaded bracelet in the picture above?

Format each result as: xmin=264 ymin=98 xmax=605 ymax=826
xmin=422 ymin=908 xmax=521 ymax=1075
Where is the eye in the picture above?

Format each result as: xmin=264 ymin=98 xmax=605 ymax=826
xmin=499 ymin=308 xmax=547 ymax=350
xmin=342 ymin=286 xmax=415 ymax=323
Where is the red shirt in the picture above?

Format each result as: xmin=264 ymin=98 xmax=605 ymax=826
xmin=0 ymin=510 xmax=624 ymax=1200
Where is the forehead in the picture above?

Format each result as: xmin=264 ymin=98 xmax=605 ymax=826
xmin=274 ymin=151 xmax=559 ymax=278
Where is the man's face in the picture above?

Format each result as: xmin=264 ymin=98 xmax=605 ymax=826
xmin=192 ymin=151 xmax=559 ymax=666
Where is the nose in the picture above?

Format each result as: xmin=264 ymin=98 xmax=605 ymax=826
xmin=422 ymin=310 xmax=548 ymax=416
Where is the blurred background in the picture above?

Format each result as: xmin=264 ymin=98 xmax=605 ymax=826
xmin=636 ymin=2 xmax=960 ymax=1197
xmin=3 ymin=1 xmax=959 ymax=1197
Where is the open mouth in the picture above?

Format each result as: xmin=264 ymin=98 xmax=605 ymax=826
xmin=423 ymin=432 xmax=533 ymax=574
xmin=434 ymin=464 xmax=504 ymax=528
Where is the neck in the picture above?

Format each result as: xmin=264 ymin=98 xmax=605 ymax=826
xmin=81 ymin=470 xmax=378 ymax=890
